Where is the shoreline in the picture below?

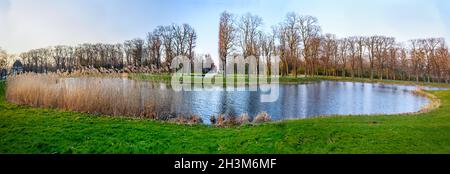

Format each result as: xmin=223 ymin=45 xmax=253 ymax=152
xmin=3 ymin=74 xmax=448 ymax=126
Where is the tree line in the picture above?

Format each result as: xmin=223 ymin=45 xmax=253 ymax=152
xmin=218 ymin=11 xmax=450 ymax=83
xmin=15 ymin=23 xmax=198 ymax=73
xmin=7 ymin=11 xmax=450 ymax=83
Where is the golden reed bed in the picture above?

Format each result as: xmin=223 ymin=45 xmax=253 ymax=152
xmin=5 ymin=73 xmax=271 ymax=126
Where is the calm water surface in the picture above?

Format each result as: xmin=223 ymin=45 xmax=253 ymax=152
xmin=64 ymin=78 xmax=434 ymax=124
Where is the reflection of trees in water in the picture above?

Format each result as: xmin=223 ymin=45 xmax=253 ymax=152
xmin=219 ymin=91 xmax=231 ymax=116
xmin=246 ymin=91 xmax=259 ymax=117
xmin=34 ymin=78 xmax=431 ymax=121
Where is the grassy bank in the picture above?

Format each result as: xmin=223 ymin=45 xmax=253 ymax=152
xmin=1 ymin=80 xmax=450 ymax=153
xmin=129 ymin=73 xmax=450 ymax=88
xmin=317 ymin=76 xmax=450 ymax=88
xmin=129 ymin=73 xmax=323 ymax=84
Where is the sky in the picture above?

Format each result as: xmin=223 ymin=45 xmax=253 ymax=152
xmin=0 ymin=0 xmax=449 ymax=61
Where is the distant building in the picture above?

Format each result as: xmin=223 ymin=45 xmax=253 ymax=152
xmin=11 ymin=60 xmax=23 ymax=75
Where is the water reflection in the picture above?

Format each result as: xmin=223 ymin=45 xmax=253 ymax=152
xmin=63 ymin=78 xmax=433 ymax=124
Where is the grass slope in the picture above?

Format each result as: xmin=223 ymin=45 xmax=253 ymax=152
xmin=0 ymin=80 xmax=450 ymax=154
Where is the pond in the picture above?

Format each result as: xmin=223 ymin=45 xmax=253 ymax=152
xmin=60 ymin=78 xmax=434 ymax=124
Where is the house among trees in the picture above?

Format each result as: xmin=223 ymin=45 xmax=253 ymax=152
xmin=12 ymin=60 xmax=23 ymax=75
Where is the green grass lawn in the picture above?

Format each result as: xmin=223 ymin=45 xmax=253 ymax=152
xmin=1 ymin=79 xmax=450 ymax=154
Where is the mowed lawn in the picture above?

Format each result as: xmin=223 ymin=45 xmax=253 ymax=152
xmin=0 ymin=81 xmax=449 ymax=154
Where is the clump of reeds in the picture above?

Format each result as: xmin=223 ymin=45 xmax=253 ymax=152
xmin=412 ymin=89 xmax=441 ymax=113
xmin=217 ymin=114 xmax=225 ymax=126
xmin=237 ymin=113 xmax=251 ymax=125
xmin=222 ymin=115 xmax=238 ymax=127
xmin=169 ymin=114 xmax=203 ymax=125
xmin=212 ymin=112 xmax=271 ymax=127
xmin=253 ymin=112 xmax=271 ymax=123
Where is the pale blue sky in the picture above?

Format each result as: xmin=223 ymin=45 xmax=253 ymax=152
xmin=1 ymin=0 xmax=449 ymax=61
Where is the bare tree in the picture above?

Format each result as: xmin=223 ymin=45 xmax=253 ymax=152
xmin=410 ymin=39 xmax=425 ymax=82
xmin=281 ymin=12 xmax=301 ymax=77
xmin=398 ymin=47 xmax=409 ymax=81
xmin=320 ymin=34 xmax=337 ymax=76
xmin=276 ymin=25 xmax=290 ymax=76
xmin=355 ymin=37 xmax=366 ymax=78
xmin=147 ymin=30 xmax=163 ymax=68
xmin=218 ymin=11 xmax=235 ymax=76
xmin=185 ymin=24 xmax=197 ymax=62
xmin=347 ymin=37 xmax=358 ymax=78
xmin=366 ymin=36 xmax=380 ymax=80
xmin=158 ymin=26 xmax=175 ymax=71
xmin=337 ymin=38 xmax=349 ymax=77
xmin=260 ymin=30 xmax=276 ymax=75
xmin=298 ymin=15 xmax=321 ymax=77
xmin=237 ymin=13 xmax=263 ymax=74
xmin=387 ymin=44 xmax=399 ymax=80
xmin=376 ymin=36 xmax=395 ymax=80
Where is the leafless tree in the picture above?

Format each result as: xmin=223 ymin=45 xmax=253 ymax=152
xmin=237 ymin=13 xmax=263 ymax=74
xmin=280 ymin=12 xmax=301 ymax=77
xmin=320 ymin=34 xmax=337 ymax=76
xmin=146 ymin=30 xmax=163 ymax=68
xmin=298 ymin=15 xmax=321 ymax=77
xmin=260 ymin=30 xmax=276 ymax=75
xmin=218 ymin=11 xmax=235 ymax=76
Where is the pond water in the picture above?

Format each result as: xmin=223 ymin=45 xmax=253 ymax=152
xmin=60 ymin=78 xmax=436 ymax=124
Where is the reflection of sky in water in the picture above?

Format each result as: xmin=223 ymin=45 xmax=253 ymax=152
xmin=62 ymin=78 xmax=435 ymax=124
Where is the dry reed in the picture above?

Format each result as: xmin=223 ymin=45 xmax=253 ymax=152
xmin=253 ymin=112 xmax=271 ymax=123
xmin=6 ymin=73 xmax=272 ymax=126
xmin=5 ymin=73 xmax=202 ymax=124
